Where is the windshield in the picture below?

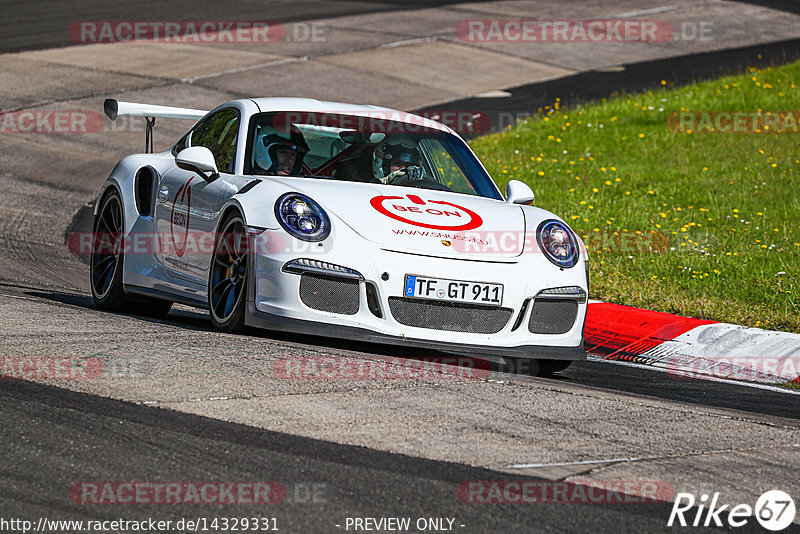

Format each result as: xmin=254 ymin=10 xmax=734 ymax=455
xmin=244 ymin=112 xmax=502 ymax=200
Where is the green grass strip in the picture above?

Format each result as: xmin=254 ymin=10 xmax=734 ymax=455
xmin=470 ymin=60 xmax=800 ymax=332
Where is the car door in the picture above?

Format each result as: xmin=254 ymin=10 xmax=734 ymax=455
xmin=156 ymin=108 xmax=240 ymax=285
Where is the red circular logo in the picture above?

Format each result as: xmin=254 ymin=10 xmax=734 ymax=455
xmin=370 ymin=194 xmax=483 ymax=231
xmin=170 ymin=177 xmax=193 ymax=257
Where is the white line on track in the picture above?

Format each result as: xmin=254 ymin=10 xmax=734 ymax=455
xmin=181 ymin=56 xmax=309 ymax=83
xmin=611 ymin=0 xmax=722 ymax=19
xmin=506 ymin=457 xmax=636 ymax=469
xmin=381 ymin=36 xmax=441 ymax=48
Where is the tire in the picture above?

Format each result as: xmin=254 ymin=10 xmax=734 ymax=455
xmin=208 ymin=213 xmax=248 ymax=333
xmin=90 ymin=190 xmax=128 ymax=311
xmin=90 ymin=189 xmax=173 ymax=318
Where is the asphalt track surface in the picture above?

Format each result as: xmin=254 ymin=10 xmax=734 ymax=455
xmin=2 ymin=1 xmax=800 ymax=533
xmin=420 ymin=38 xmax=800 ymax=134
xmin=0 ymin=0 xmax=489 ymax=54
xmin=4 ymin=378 xmax=762 ymax=534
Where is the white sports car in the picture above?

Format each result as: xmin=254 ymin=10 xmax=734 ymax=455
xmin=90 ymin=97 xmax=588 ymax=374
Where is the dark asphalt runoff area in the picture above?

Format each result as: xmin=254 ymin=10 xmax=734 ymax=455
xmin=0 ymin=378 xmax=773 ymax=534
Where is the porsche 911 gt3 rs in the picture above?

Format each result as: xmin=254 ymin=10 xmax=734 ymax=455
xmin=90 ymin=97 xmax=588 ymax=374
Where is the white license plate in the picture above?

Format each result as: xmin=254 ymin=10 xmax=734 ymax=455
xmin=403 ymin=275 xmax=503 ymax=306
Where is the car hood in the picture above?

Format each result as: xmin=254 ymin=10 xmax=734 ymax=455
xmin=268 ymin=178 xmax=527 ymax=260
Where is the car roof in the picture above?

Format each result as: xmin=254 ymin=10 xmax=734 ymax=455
xmin=246 ymin=97 xmax=455 ymax=134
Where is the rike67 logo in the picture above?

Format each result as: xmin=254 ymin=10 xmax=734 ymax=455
xmin=668 ymin=490 xmax=795 ymax=531
xmin=370 ymin=194 xmax=483 ymax=231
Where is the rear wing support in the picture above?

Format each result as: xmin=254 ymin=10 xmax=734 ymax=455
xmin=145 ymin=117 xmax=156 ymax=153
xmin=103 ymin=99 xmax=208 ymax=154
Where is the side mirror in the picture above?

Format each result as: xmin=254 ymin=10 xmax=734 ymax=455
xmin=176 ymin=146 xmax=219 ymax=181
xmin=505 ymin=180 xmax=535 ymax=205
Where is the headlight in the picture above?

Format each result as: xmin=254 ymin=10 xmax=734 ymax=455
xmin=537 ymin=220 xmax=579 ymax=268
xmin=274 ymin=193 xmax=331 ymax=242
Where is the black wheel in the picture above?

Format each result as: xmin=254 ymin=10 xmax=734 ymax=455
xmin=90 ymin=189 xmax=173 ymax=317
xmin=209 ymin=214 xmax=248 ymax=333
xmin=91 ymin=191 xmax=127 ymax=311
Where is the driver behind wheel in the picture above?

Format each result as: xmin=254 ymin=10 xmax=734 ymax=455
xmin=372 ymin=136 xmax=424 ymax=185
xmin=254 ymin=125 xmax=309 ymax=176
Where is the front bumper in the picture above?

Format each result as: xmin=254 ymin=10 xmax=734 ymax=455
xmin=247 ymin=232 xmax=587 ymax=363
xmin=245 ymin=301 xmax=586 ymax=365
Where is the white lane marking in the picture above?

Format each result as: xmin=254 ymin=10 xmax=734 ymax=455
xmin=506 ymin=457 xmax=636 ymax=469
xmin=611 ymin=1 xmax=721 ymax=19
xmin=588 ymin=356 xmax=800 ymax=395
xmin=181 ymin=56 xmax=309 ymax=83
xmin=381 ymin=36 xmax=441 ymax=48
xmin=474 ymin=90 xmax=511 ymax=98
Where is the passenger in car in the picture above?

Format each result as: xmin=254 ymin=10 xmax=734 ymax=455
xmin=372 ymin=136 xmax=424 ymax=185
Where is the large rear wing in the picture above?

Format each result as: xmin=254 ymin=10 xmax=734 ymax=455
xmin=103 ymin=99 xmax=208 ymax=153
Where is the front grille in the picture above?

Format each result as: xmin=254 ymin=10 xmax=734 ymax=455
xmin=528 ymin=299 xmax=578 ymax=334
xmin=388 ymin=297 xmax=512 ymax=334
xmin=299 ymin=274 xmax=359 ymax=315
